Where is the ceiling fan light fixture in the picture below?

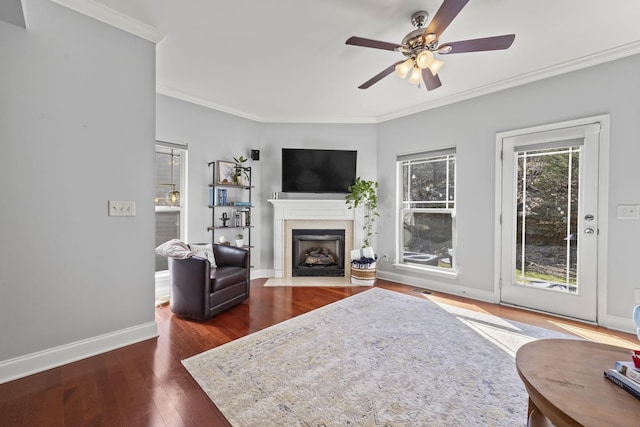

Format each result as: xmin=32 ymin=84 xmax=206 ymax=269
xmin=395 ymin=57 xmax=414 ymax=79
xmin=423 ymin=33 xmax=437 ymax=44
xmin=408 ymin=66 xmax=422 ymax=84
xmin=429 ymin=59 xmax=445 ymax=76
xmin=416 ymin=50 xmax=434 ymax=69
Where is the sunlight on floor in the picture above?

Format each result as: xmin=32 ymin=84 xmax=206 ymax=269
xmin=546 ymin=320 xmax=639 ymax=349
xmin=428 ymin=299 xmax=550 ymax=357
xmin=425 ymin=295 xmax=639 ymax=355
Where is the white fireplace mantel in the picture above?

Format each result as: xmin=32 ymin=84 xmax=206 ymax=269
xmin=269 ymin=199 xmax=362 ymax=278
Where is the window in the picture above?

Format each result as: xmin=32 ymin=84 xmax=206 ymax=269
xmin=397 ymin=148 xmax=456 ymax=271
xmin=155 ymin=142 xmax=187 ymax=272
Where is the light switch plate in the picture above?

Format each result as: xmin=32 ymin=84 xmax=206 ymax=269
xmin=108 ymin=200 xmax=136 ymax=217
xmin=617 ymin=204 xmax=639 ymax=219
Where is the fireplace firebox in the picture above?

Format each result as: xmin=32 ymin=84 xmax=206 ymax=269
xmin=292 ymin=229 xmax=345 ymax=277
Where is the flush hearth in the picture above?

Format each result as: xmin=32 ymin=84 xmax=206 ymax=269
xmin=292 ymin=229 xmax=345 ymax=277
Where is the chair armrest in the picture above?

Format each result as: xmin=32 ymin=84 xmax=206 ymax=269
xmin=213 ymin=244 xmax=248 ymax=268
xmin=168 ymin=257 xmax=210 ymax=320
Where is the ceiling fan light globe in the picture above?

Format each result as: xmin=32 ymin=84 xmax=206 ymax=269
xmin=409 ymin=67 xmax=422 ymax=84
xmin=416 ymin=50 xmax=434 ymax=69
xmin=429 ymin=59 xmax=445 ymax=76
xmin=395 ymin=58 xmax=414 ymax=79
xmin=423 ymin=33 xmax=437 ymax=44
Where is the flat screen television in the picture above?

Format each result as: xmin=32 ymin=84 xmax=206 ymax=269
xmin=282 ymin=148 xmax=357 ymax=193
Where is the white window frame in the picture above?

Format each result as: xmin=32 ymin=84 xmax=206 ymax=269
xmin=155 ymin=141 xmax=188 ymax=275
xmin=395 ymin=147 xmax=457 ymax=278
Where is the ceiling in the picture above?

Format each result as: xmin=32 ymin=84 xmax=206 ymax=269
xmin=60 ymin=0 xmax=640 ymax=123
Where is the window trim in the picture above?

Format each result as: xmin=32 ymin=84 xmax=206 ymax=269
xmin=395 ymin=148 xmax=458 ymax=277
xmin=155 ymin=141 xmax=188 ymax=274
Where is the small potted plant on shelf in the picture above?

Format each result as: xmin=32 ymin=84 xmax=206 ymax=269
xmin=235 ymin=233 xmax=244 ymax=248
xmin=232 ymin=155 xmax=250 ymax=186
xmin=345 ymin=177 xmax=379 ymax=285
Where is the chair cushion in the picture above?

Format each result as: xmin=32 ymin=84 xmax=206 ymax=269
xmin=210 ymin=266 xmax=247 ymax=292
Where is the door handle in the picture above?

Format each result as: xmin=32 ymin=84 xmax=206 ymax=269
xmin=584 ymin=228 xmax=595 ymax=235
xmin=585 ymin=214 xmax=594 ymax=221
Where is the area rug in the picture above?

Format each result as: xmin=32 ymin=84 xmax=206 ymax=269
xmin=183 ymin=288 xmax=575 ymax=426
xmin=263 ymin=276 xmax=365 ymax=287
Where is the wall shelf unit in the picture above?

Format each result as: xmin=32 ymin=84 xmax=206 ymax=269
xmin=207 ymin=162 xmax=253 ymax=257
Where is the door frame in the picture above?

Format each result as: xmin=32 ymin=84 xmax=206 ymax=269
xmin=494 ymin=115 xmax=610 ymax=323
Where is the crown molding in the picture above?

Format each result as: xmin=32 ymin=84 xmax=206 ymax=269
xmin=156 ymin=84 xmax=265 ymax=122
xmin=50 ymin=0 xmax=165 ymax=43
xmin=378 ymin=41 xmax=640 ymax=123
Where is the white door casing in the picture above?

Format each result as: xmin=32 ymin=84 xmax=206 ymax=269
xmin=495 ymin=116 xmax=609 ymax=323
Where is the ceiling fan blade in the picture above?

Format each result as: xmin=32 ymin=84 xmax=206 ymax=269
xmin=438 ymin=34 xmax=515 ymax=54
xmin=346 ymin=36 xmax=402 ymax=52
xmin=424 ymin=0 xmax=469 ymax=39
xmin=421 ymin=68 xmax=442 ymax=91
xmin=358 ymin=61 xmax=402 ymax=89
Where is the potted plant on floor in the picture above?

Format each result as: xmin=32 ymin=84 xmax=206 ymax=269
xmin=345 ymin=177 xmax=379 ymax=285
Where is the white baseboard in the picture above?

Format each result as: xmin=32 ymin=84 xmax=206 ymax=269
xmin=378 ymin=269 xmax=497 ymax=304
xmin=155 ymin=271 xmax=170 ymax=301
xmin=251 ymin=269 xmax=273 ymax=279
xmin=600 ymin=313 xmax=637 ymax=335
xmin=0 ymin=321 xmax=158 ymax=384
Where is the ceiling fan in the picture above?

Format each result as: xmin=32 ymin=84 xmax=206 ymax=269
xmin=345 ymin=0 xmax=515 ymax=91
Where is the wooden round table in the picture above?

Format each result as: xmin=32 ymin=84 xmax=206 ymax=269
xmin=516 ymin=339 xmax=640 ymax=427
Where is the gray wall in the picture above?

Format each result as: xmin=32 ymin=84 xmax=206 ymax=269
xmin=156 ymin=97 xmax=378 ymax=274
xmin=0 ymin=0 xmax=156 ymax=363
xmin=257 ymin=124 xmax=377 ymax=269
xmin=377 ymin=53 xmax=640 ymax=323
xmin=156 ymin=95 xmax=262 ymax=265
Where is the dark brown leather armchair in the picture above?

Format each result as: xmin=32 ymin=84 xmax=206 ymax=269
xmin=168 ymin=244 xmax=249 ymax=321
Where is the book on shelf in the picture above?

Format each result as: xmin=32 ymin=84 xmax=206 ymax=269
xmin=604 ymin=369 xmax=640 ymax=399
xmin=614 ymin=361 xmax=640 ymax=384
xmin=217 ymin=189 xmax=227 ymax=206
xmin=229 ymin=201 xmax=251 ymax=206
xmin=209 ymin=188 xmax=214 ymax=206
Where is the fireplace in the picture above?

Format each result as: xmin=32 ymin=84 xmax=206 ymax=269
xmin=268 ymin=199 xmax=360 ymax=278
xmin=292 ymin=229 xmax=345 ymax=277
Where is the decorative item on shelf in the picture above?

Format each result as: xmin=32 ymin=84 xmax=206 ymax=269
xmin=217 ymin=160 xmax=235 ymax=184
xmin=232 ymin=155 xmax=250 ymax=185
xmin=220 ymin=212 xmax=230 ymax=227
xmin=346 ymin=177 xmax=379 ymax=285
xmin=235 ymin=233 xmax=244 ymax=248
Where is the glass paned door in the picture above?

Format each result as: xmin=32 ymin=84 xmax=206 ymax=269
xmin=500 ymin=124 xmax=600 ymax=322
xmin=515 ymin=147 xmax=579 ymax=292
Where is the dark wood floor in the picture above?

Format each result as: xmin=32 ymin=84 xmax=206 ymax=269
xmin=1 ymin=279 xmax=637 ymax=426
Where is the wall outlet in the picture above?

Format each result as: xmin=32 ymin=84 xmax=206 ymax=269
xmin=635 ymin=289 xmax=640 ymax=304
xmin=617 ymin=204 xmax=640 ymax=219
xmin=108 ymin=200 xmax=136 ymax=217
